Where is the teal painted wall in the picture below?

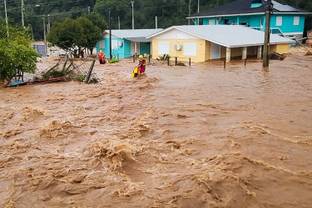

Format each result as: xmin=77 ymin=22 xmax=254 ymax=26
xmin=107 ymin=36 xmax=125 ymax=59
xmin=123 ymin=39 xmax=132 ymax=58
xmin=96 ymin=41 xmax=104 ymax=53
xmin=270 ymin=15 xmax=305 ymax=34
xmin=139 ymin=42 xmax=151 ymax=55
xmin=96 ymin=36 xmax=152 ymax=59
xmin=96 ymin=35 xmax=129 ymax=59
xmin=203 ymin=16 xmax=260 ymax=26
xmin=200 ymin=14 xmax=305 ymax=35
xmin=203 ymin=18 xmax=209 ymax=25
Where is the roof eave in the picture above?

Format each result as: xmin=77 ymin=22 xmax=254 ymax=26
xmin=229 ymin=41 xmax=294 ymax=48
xmin=147 ymin=26 xmax=233 ymax=48
xmin=274 ymin=11 xmax=312 ymax=15
xmin=187 ymin=12 xmax=265 ymax=19
xmin=147 ymin=26 xmax=176 ymax=39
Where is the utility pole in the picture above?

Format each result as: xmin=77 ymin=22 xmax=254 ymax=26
xmin=131 ymin=0 xmax=134 ymax=29
xmin=47 ymin=14 xmax=51 ymax=34
xmin=118 ymin=16 xmax=120 ymax=30
xmin=197 ymin=0 xmax=200 ymax=25
xmin=263 ymin=0 xmax=273 ymax=69
xmin=43 ymin=16 xmax=47 ymax=56
xmin=4 ymin=0 xmax=9 ymax=37
xmin=155 ymin=16 xmax=158 ymax=29
xmin=197 ymin=0 xmax=200 ymax=13
xmin=21 ymin=0 xmax=25 ymax=27
xmin=109 ymin=9 xmax=112 ymax=60
xmin=188 ymin=0 xmax=192 ymax=25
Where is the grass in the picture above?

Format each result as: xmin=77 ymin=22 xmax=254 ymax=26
xmin=108 ymin=56 xmax=119 ymax=64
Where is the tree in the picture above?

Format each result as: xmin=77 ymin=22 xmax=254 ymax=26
xmin=76 ymin=16 xmax=103 ymax=55
xmin=48 ymin=18 xmax=84 ymax=57
xmin=85 ymin=13 xmax=107 ymax=31
xmin=48 ymin=15 xmax=105 ymax=57
xmin=0 ymin=22 xmax=38 ymax=84
xmin=0 ymin=0 xmax=311 ymax=40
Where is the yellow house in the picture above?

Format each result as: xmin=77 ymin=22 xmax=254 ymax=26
xmin=148 ymin=25 xmax=294 ymax=63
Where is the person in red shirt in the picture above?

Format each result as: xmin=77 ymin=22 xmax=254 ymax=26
xmin=138 ymin=55 xmax=146 ymax=74
xmin=98 ymin=50 xmax=106 ymax=64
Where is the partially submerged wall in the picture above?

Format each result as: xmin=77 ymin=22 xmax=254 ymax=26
xmin=271 ymin=44 xmax=290 ymax=54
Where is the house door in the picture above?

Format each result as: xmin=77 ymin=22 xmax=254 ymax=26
xmin=211 ymin=43 xmax=221 ymax=59
xmin=131 ymin=42 xmax=140 ymax=55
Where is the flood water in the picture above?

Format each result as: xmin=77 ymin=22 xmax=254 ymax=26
xmin=0 ymin=54 xmax=312 ymax=207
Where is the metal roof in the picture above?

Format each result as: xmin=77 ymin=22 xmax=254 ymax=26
xmin=104 ymin=29 xmax=163 ymax=42
xmin=148 ymin=25 xmax=295 ymax=48
xmin=272 ymin=0 xmax=301 ymax=12
xmin=188 ymin=0 xmax=307 ymax=18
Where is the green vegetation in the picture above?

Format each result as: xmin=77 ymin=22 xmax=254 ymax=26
xmin=108 ymin=56 xmax=119 ymax=63
xmin=48 ymin=14 xmax=105 ymax=57
xmin=0 ymin=22 xmax=38 ymax=83
xmin=0 ymin=0 xmax=311 ymax=41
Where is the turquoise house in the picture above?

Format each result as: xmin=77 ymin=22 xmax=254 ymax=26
xmin=188 ymin=0 xmax=311 ymax=39
xmin=96 ymin=29 xmax=162 ymax=59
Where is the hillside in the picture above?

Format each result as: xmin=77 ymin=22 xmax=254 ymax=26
xmin=0 ymin=0 xmax=311 ymax=40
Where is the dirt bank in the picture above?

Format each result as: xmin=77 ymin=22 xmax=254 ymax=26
xmin=0 ymin=55 xmax=312 ymax=207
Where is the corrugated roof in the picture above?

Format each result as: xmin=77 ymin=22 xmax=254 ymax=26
xmin=104 ymin=29 xmax=163 ymax=42
xmin=148 ymin=25 xmax=294 ymax=48
xmin=189 ymin=0 xmax=305 ymax=18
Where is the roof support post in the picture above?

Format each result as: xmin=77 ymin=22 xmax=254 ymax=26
xmin=257 ymin=46 xmax=262 ymax=59
xmin=226 ymin=47 xmax=231 ymax=63
xmin=134 ymin=42 xmax=138 ymax=55
xmin=242 ymin=47 xmax=247 ymax=60
xmin=109 ymin=9 xmax=112 ymax=60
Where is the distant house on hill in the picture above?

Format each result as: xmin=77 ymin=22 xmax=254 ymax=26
xmin=96 ymin=29 xmax=162 ymax=59
xmin=148 ymin=25 xmax=294 ymax=63
xmin=187 ymin=0 xmax=312 ymax=39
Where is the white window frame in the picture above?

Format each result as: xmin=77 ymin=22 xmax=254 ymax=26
xmin=276 ymin=16 xmax=283 ymax=26
xmin=293 ymin=16 xmax=300 ymax=26
xmin=183 ymin=43 xmax=197 ymax=57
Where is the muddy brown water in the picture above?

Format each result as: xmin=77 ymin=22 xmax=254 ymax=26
xmin=0 ymin=54 xmax=312 ymax=208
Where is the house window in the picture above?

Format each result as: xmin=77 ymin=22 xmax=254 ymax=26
xmin=158 ymin=42 xmax=170 ymax=55
xmin=183 ymin=43 xmax=197 ymax=56
xmin=112 ymin=40 xmax=119 ymax=49
xmin=208 ymin=19 xmax=215 ymax=25
xmin=293 ymin=16 xmax=300 ymax=26
xmin=276 ymin=16 xmax=283 ymax=26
